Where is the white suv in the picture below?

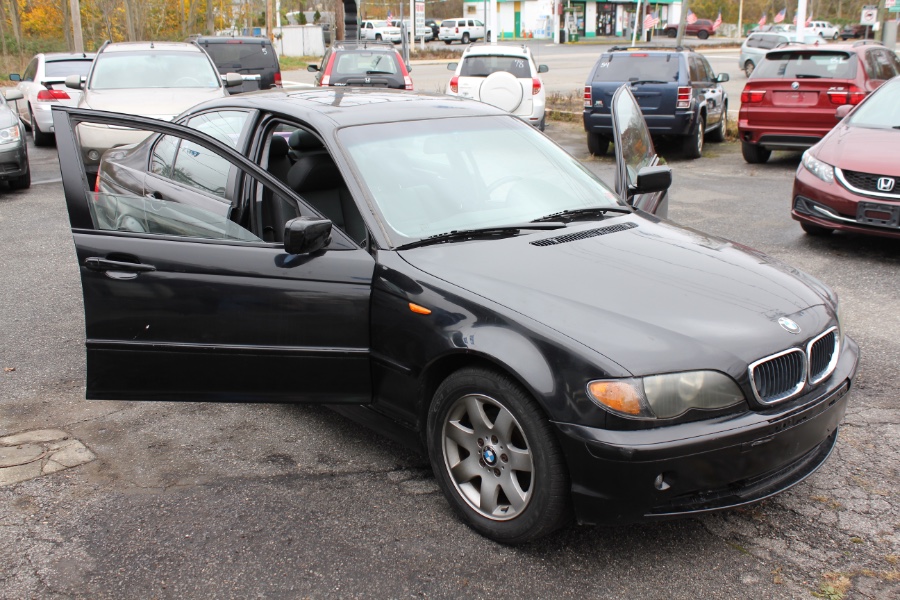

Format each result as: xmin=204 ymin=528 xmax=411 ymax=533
xmin=360 ymin=20 xmax=402 ymax=43
xmin=439 ymin=19 xmax=487 ymax=44
xmin=446 ymin=43 xmax=549 ymax=130
xmin=808 ymin=21 xmax=839 ymax=40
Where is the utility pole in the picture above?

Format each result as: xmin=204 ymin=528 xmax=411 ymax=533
xmin=267 ymin=0 xmax=274 ymax=40
xmin=675 ymin=0 xmax=690 ymax=46
xmin=69 ymin=0 xmax=84 ymax=53
xmin=737 ymin=0 xmax=744 ymax=39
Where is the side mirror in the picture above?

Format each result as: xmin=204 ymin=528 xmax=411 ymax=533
xmin=284 ymin=217 xmax=332 ymax=255
xmin=538 ymin=65 xmax=549 ymax=74
xmin=632 ymin=165 xmax=672 ymax=195
xmin=447 ymin=62 xmax=458 ymax=71
xmin=3 ymin=89 xmax=23 ymax=101
xmin=65 ymin=74 xmax=83 ymax=90
xmin=307 ymin=64 xmax=319 ymax=72
xmin=835 ymin=104 xmax=853 ymax=121
xmin=223 ymin=72 xmax=243 ymax=88
xmin=716 ymin=73 xmax=730 ymax=83
xmin=8 ymin=73 xmax=20 ymax=82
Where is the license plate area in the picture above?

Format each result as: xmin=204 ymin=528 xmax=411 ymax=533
xmin=857 ymin=201 xmax=900 ymax=228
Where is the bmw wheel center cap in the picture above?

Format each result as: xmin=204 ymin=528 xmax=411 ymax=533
xmin=482 ymin=446 xmax=498 ymax=466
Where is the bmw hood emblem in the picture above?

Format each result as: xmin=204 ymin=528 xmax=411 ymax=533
xmin=482 ymin=447 xmax=498 ymax=466
xmin=778 ymin=317 xmax=801 ymax=334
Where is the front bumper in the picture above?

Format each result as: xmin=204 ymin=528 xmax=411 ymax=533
xmin=0 ymin=139 xmax=28 ymax=179
xmin=554 ymin=335 xmax=858 ymax=525
xmin=792 ymin=165 xmax=900 ymax=239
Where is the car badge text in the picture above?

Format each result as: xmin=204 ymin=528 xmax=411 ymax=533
xmin=778 ymin=317 xmax=801 ymax=334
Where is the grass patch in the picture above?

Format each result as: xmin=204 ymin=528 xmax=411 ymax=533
xmin=813 ymin=573 xmax=851 ymax=600
xmin=0 ymin=54 xmax=31 ymax=82
xmin=279 ymin=56 xmax=320 ymax=70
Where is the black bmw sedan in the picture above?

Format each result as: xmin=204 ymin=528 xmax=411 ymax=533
xmin=52 ymin=87 xmax=857 ymax=544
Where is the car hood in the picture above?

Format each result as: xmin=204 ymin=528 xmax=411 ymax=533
xmin=815 ymin=125 xmax=900 ymax=175
xmin=0 ymin=106 xmax=19 ymax=129
xmin=81 ymin=88 xmax=226 ymax=120
xmin=399 ymin=216 xmax=834 ymax=377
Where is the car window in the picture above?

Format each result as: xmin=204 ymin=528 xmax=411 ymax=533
xmin=23 ymin=58 xmax=38 ymax=82
xmin=846 ymin=77 xmax=900 ymax=128
xmin=334 ymin=51 xmax=399 ymax=75
xmin=754 ymin=51 xmax=857 ymax=79
xmin=339 ymin=116 xmax=621 ymax=243
xmin=592 ymin=54 xmax=680 ymax=82
xmin=461 ymin=55 xmax=530 ymax=78
xmin=872 ymin=49 xmax=898 ymax=79
xmin=90 ymin=51 xmax=221 ymax=89
xmin=699 ymin=57 xmax=715 ymax=81
xmin=201 ymin=42 xmax=276 ymax=70
xmin=688 ymin=56 xmax=703 ymax=81
xmin=45 ymin=59 xmax=93 ymax=78
xmin=170 ymin=111 xmax=248 ymax=197
xmin=745 ymin=35 xmax=761 ymax=48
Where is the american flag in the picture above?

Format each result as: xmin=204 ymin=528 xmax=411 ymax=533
xmin=387 ymin=10 xmax=393 ymax=23
xmin=806 ymin=14 xmax=813 ymax=25
xmin=774 ymin=8 xmax=786 ymax=23
xmin=758 ymin=14 xmax=767 ymax=26
xmin=713 ymin=11 xmax=722 ymax=30
xmin=643 ymin=11 xmax=660 ymax=31
xmin=686 ymin=10 xmax=698 ymax=24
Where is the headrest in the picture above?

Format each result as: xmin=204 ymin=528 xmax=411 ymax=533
xmin=270 ymin=135 xmax=289 ymax=158
xmin=287 ymin=154 xmax=343 ymax=193
xmin=289 ymin=129 xmax=324 ymax=151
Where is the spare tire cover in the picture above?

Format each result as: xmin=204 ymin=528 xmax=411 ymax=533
xmin=478 ymin=71 xmax=524 ymax=112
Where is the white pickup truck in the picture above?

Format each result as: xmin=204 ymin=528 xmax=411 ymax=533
xmin=439 ymin=19 xmax=487 ymax=44
xmin=360 ymin=20 xmax=402 ymax=43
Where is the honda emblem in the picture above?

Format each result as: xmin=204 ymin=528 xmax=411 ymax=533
xmin=877 ymin=177 xmax=895 ymax=192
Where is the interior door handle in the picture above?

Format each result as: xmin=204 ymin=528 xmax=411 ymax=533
xmin=84 ymin=257 xmax=157 ymax=273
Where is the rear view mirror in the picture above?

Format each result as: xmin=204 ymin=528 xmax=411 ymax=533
xmin=538 ymin=65 xmax=549 ymax=74
xmin=835 ymin=104 xmax=853 ymax=121
xmin=8 ymin=73 xmax=20 ymax=82
xmin=633 ymin=165 xmax=672 ymax=195
xmin=223 ymin=72 xmax=243 ymax=88
xmin=716 ymin=73 xmax=729 ymax=83
xmin=3 ymin=89 xmax=23 ymax=101
xmin=284 ymin=217 xmax=332 ymax=255
xmin=447 ymin=62 xmax=458 ymax=71
xmin=307 ymin=64 xmax=319 ymax=72
xmin=65 ymin=74 xmax=83 ymax=90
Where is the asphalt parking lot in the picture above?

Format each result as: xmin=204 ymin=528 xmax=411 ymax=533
xmin=1 ymin=118 xmax=898 ymax=599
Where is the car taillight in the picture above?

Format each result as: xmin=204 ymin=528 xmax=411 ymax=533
xmin=827 ymin=85 xmax=865 ymax=105
xmin=740 ymin=89 xmax=765 ymax=103
xmin=94 ymin=171 xmax=101 ymax=194
xmin=449 ymin=76 xmax=460 ymax=93
xmin=676 ymin=86 xmax=691 ymax=109
xmin=274 ymin=72 xmax=282 ymax=87
xmin=532 ymin=78 xmax=542 ymax=95
xmin=36 ymin=89 xmax=70 ymax=101
xmin=455 ymin=27 xmax=459 ymax=33
xmin=583 ymin=85 xmax=592 ymax=108
xmin=404 ymin=75 xmax=413 ymax=90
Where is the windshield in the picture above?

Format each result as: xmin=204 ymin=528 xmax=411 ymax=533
xmin=371 ymin=21 xmax=391 ymax=28
xmin=593 ymin=54 xmax=680 ymax=82
xmin=754 ymin=51 xmax=856 ymax=79
xmin=90 ymin=51 xmax=221 ymax=89
xmin=45 ymin=59 xmax=93 ymax=78
xmin=847 ymin=78 xmax=900 ymax=128
xmin=339 ymin=116 xmax=622 ymax=245
xmin=461 ymin=55 xmax=531 ymax=78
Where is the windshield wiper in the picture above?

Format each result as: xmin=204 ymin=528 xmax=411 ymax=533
xmin=366 ymin=70 xmax=394 ymax=75
xmin=397 ymin=223 xmax=565 ymax=250
xmin=530 ymin=207 xmax=632 ymax=223
xmin=629 ymin=79 xmax=667 ymax=85
xmin=794 ymin=74 xmax=822 ymax=79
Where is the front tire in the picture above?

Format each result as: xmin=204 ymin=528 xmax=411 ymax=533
xmin=427 ymin=367 xmax=571 ymax=544
xmin=8 ymin=164 xmax=30 ymax=190
xmin=375 ymin=34 xmax=383 ymax=41
xmin=587 ymin=132 xmax=609 ymax=156
xmin=741 ymin=141 xmax=771 ymax=164
xmin=708 ymin=105 xmax=727 ymax=143
xmin=683 ymin=114 xmax=705 ymax=159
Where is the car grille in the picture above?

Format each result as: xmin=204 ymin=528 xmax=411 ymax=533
xmin=840 ymin=169 xmax=900 ymax=198
xmin=749 ymin=326 xmax=840 ymax=405
xmin=530 ymin=222 xmax=637 ymax=247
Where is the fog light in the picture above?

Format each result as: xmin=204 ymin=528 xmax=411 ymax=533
xmin=87 ymin=150 xmax=101 ymax=161
xmin=654 ymin=473 xmax=671 ymax=491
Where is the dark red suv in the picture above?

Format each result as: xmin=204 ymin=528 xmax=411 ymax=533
xmin=791 ymin=75 xmax=900 ymax=239
xmin=665 ymin=20 xmax=716 ymax=39
xmin=738 ymin=41 xmax=900 ymax=163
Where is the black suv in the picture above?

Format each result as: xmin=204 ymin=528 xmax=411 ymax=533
xmin=307 ymin=41 xmax=412 ymax=90
xmin=583 ymin=46 xmax=729 ymax=158
xmin=190 ymin=36 xmax=282 ymax=93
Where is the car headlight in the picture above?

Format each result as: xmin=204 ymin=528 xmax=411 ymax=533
xmin=587 ymin=371 xmax=745 ymax=420
xmin=801 ymin=150 xmax=834 ymax=184
xmin=0 ymin=124 xmax=21 ymax=146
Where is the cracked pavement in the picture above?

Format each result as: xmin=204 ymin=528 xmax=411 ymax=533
xmin=1 ymin=125 xmax=898 ymax=599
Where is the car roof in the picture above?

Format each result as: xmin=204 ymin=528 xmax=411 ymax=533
xmin=101 ymin=41 xmax=204 ymax=53
xmin=191 ymin=88 xmax=507 ymax=128
xmin=463 ymin=43 xmax=531 ymax=56
xmin=329 ymin=40 xmax=399 ymax=52
xmin=42 ymin=52 xmax=96 ymax=60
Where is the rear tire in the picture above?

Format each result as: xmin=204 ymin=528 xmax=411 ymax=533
xmin=444 ymin=40 xmax=452 ymax=45
xmin=667 ymin=29 xmax=676 ymax=38
xmin=698 ymin=30 xmax=709 ymax=39
xmin=744 ymin=60 xmax=755 ymax=78
xmin=683 ymin=115 xmax=705 ymax=159
xmin=462 ymin=32 xmax=470 ymax=44
xmin=427 ymin=367 xmax=571 ymax=544
xmin=587 ymin=132 xmax=608 ymax=156
xmin=801 ymin=222 xmax=833 ymax=236
xmin=832 ymin=32 xmax=839 ymax=40
xmin=741 ymin=141 xmax=771 ymax=164
xmin=30 ymin=108 xmax=54 ymax=147
xmin=538 ymin=116 xmax=546 ymax=132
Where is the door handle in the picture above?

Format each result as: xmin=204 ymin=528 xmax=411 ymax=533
xmin=146 ymin=191 xmax=163 ymax=200
xmin=84 ymin=257 xmax=157 ymax=273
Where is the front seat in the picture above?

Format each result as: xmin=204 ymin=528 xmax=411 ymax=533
xmin=287 ymin=154 xmax=367 ymax=245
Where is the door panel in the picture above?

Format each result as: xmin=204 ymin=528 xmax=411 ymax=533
xmin=53 ymin=106 xmax=375 ymax=404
